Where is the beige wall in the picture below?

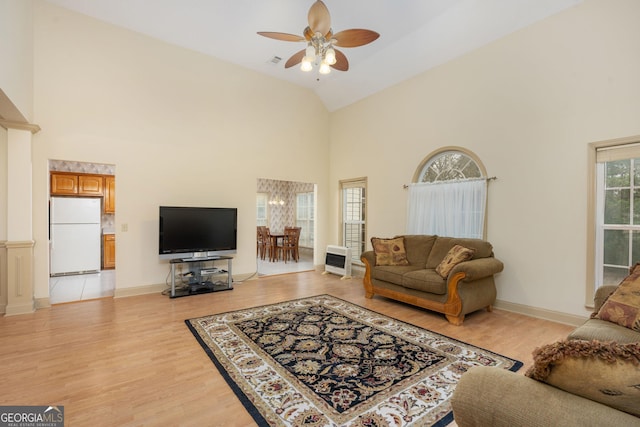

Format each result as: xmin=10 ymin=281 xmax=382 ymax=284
xmin=31 ymin=2 xmax=330 ymax=299
xmin=0 ymin=0 xmax=34 ymax=241
xmin=0 ymin=0 xmax=34 ymax=121
xmin=329 ymin=0 xmax=640 ymax=318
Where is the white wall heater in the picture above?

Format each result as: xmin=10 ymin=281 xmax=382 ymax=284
xmin=323 ymin=245 xmax=352 ymax=279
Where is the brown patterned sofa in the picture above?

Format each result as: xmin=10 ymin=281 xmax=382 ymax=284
xmin=360 ymin=235 xmax=504 ymax=325
xmin=451 ymin=273 xmax=640 ymax=426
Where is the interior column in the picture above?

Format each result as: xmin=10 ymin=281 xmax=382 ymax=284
xmin=4 ymin=128 xmax=35 ymax=315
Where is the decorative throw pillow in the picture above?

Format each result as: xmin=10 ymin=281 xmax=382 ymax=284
xmin=371 ymin=237 xmax=409 ymax=266
xmin=435 ymin=245 xmax=475 ymax=278
xmin=594 ymin=264 xmax=640 ymax=331
xmin=526 ymin=340 xmax=640 ymax=417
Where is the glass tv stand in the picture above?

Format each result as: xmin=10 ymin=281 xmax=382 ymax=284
xmin=169 ymin=256 xmax=233 ymax=298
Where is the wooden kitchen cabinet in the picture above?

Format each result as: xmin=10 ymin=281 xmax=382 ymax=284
xmin=104 ymin=175 xmax=115 ymax=213
xmin=103 ymin=234 xmax=115 ymax=269
xmin=78 ymin=174 xmax=103 ymax=195
xmin=50 ymin=173 xmax=78 ymax=195
xmin=51 ymin=172 xmax=104 ymax=196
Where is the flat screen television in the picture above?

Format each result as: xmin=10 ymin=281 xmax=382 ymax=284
xmin=159 ymin=206 xmax=237 ymax=260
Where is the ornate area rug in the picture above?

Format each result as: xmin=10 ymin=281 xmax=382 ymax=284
xmin=186 ymin=295 xmax=522 ymax=426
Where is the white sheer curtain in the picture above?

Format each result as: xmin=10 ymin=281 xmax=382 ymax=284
xmin=406 ymin=179 xmax=487 ymax=238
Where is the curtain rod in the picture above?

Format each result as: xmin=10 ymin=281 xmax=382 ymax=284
xmin=403 ymin=176 xmax=497 ymax=189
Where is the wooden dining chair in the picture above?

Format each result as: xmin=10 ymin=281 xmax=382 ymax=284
xmin=281 ymin=227 xmax=301 ymax=263
xmin=257 ymin=226 xmax=263 ymax=257
xmin=257 ymin=226 xmax=271 ymax=260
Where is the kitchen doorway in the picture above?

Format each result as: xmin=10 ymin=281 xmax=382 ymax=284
xmin=48 ymin=160 xmax=116 ymax=304
xmin=257 ymin=178 xmax=315 ymax=276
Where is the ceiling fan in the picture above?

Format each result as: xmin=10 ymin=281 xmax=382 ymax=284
xmin=257 ymin=0 xmax=379 ymax=75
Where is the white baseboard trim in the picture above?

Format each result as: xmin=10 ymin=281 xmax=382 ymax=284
xmin=494 ymin=299 xmax=587 ymax=327
xmin=35 ymin=298 xmax=50 ymax=309
xmin=235 ymin=273 xmax=261 ymax=282
xmin=114 ymin=283 xmax=166 ymax=298
xmin=4 ymin=301 xmax=35 ymax=316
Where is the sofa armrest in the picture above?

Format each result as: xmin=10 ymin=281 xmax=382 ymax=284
xmin=449 ymin=257 xmax=504 ymax=282
xmin=451 ymin=366 xmax=640 ymax=427
xmin=361 ymin=251 xmax=375 ymax=268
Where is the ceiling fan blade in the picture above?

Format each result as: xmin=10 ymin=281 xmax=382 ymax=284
xmin=332 ymin=29 xmax=380 ymax=48
xmin=284 ymin=50 xmax=306 ymax=68
xmin=331 ymin=49 xmax=349 ymax=71
xmin=308 ymin=1 xmax=331 ymax=36
xmin=257 ymin=32 xmax=305 ymax=42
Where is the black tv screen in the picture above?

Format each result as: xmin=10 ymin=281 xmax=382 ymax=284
xmin=159 ymin=206 xmax=237 ymax=257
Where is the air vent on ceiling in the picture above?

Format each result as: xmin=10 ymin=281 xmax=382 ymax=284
xmin=268 ymin=56 xmax=282 ymax=65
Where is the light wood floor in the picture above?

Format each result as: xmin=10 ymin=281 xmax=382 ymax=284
xmin=0 ymin=271 xmax=574 ymax=426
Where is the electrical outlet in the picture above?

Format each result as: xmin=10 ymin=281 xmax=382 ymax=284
xmin=121 ymin=223 xmax=128 ymax=232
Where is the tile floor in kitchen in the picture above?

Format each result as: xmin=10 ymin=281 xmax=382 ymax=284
xmin=49 ymin=270 xmax=115 ymax=304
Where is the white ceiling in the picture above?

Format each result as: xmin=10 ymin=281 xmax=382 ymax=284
xmin=45 ymin=0 xmax=582 ymax=112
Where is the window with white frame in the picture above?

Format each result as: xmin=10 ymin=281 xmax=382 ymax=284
xmin=256 ymin=193 xmax=268 ymax=227
xmin=407 ymin=148 xmax=488 ymax=239
xmin=296 ymin=192 xmax=314 ymax=248
xmin=591 ymin=141 xmax=640 ymax=294
xmin=340 ymin=178 xmax=367 ymax=263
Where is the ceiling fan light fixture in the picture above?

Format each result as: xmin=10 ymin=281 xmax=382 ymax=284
xmin=324 ymin=47 xmax=336 ymax=65
xmin=305 ymin=44 xmax=316 ymax=60
xmin=319 ymin=61 xmax=331 ymax=75
xmin=300 ymin=58 xmax=313 ymax=72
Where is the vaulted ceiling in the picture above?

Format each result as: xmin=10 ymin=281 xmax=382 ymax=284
xmin=45 ymin=0 xmax=582 ymax=111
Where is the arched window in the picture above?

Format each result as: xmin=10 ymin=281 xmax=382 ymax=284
xmin=407 ymin=147 xmax=489 ymax=239
xmin=414 ymin=147 xmax=486 ymax=183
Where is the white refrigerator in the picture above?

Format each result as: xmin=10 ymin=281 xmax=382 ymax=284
xmin=50 ymin=197 xmax=101 ymax=275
